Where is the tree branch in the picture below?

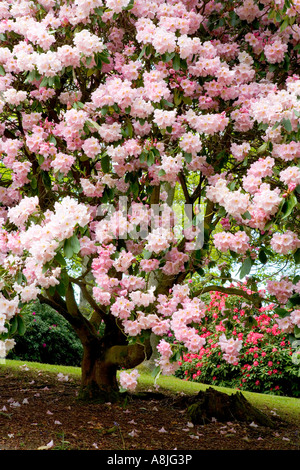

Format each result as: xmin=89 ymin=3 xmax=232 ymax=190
xmin=193 ymin=284 xmax=262 ymax=307
xmin=178 ymin=171 xmax=191 ymax=204
xmin=69 ymin=276 xmax=108 ymax=323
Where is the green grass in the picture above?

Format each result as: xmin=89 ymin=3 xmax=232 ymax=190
xmin=138 ymin=367 xmax=300 ymax=423
xmin=1 ymin=359 xmax=81 ymax=377
xmin=2 ymin=359 xmax=300 ymax=424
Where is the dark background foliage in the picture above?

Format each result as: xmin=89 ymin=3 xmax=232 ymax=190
xmin=8 ymin=301 xmax=83 ymax=367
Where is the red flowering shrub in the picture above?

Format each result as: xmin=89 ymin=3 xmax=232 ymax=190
xmin=175 ymin=292 xmax=300 ymax=397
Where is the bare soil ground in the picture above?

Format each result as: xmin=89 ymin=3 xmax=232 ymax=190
xmin=0 ymin=364 xmax=299 ymax=452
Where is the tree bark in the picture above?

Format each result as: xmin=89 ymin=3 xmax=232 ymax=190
xmin=78 ymin=338 xmax=152 ymax=402
xmin=79 ymin=339 xmax=120 ymax=402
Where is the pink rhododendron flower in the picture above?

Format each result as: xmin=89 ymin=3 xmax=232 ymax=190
xmin=119 ymin=369 xmax=140 ymax=391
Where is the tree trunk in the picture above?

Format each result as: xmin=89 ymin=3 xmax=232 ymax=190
xmin=78 ymin=341 xmax=120 ymax=403
xmin=39 ymin=286 xmax=152 ymax=402
xmin=140 ymin=333 xmax=160 ymax=372
xmin=78 ymin=334 xmax=152 ymax=402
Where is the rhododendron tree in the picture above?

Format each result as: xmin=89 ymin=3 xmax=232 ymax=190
xmin=0 ymin=0 xmax=300 ymax=401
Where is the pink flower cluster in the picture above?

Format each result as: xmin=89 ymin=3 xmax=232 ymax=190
xmin=272 ymin=141 xmax=300 ymax=161
xmin=213 ymin=231 xmax=250 ymax=254
xmin=279 ymin=166 xmax=300 ymax=187
xmin=18 ymin=196 xmax=90 ymax=267
xmin=158 ymin=154 xmax=183 ymax=185
xmin=0 ymin=293 xmax=19 ymax=328
xmin=7 ymin=196 xmax=39 ymax=229
xmin=270 ymin=231 xmax=300 ymax=255
xmin=145 ymin=227 xmax=175 ymax=254
xmin=179 ymin=132 xmax=202 ymax=155
xmin=264 ymin=40 xmax=288 ymax=64
xmin=156 ymin=339 xmax=179 ymax=376
xmin=276 ymin=310 xmax=300 ymax=334
xmin=252 ymin=183 xmax=282 ymax=216
xmin=267 ymin=278 xmax=295 ymax=304
xmin=170 ymin=296 xmax=206 ymax=354
xmin=219 ymin=333 xmax=243 ymax=364
xmin=119 ymin=369 xmax=140 ymax=391
xmin=162 ymin=247 xmax=189 ymax=276
xmin=206 ymin=178 xmax=250 ymax=221
xmin=230 ymin=142 xmax=251 ymax=161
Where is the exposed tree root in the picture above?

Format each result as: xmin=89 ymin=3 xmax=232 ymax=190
xmin=178 ymin=387 xmax=276 ymax=428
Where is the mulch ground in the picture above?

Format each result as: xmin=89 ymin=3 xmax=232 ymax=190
xmin=0 ymin=364 xmax=299 ymax=452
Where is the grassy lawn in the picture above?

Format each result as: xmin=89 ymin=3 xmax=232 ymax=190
xmin=2 ymin=359 xmax=300 ymax=424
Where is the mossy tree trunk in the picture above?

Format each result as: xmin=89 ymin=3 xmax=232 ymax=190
xmin=78 ymin=336 xmax=151 ymax=402
xmin=39 ymin=282 xmax=152 ymax=403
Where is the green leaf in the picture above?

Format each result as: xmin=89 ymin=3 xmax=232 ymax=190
xmin=101 ymin=106 xmax=108 ymax=116
xmin=101 ymin=154 xmax=110 ymax=173
xmin=173 ymin=89 xmax=182 ymax=106
xmin=39 ymin=77 xmax=49 ymax=87
xmin=64 ymin=235 xmax=80 ymax=259
xmin=258 ymin=249 xmax=267 ymax=264
xmin=24 ymin=70 xmax=41 ymax=84
xmin=293 ymin=275 xmax=300 ymax=284
xmin=280 ymin=18 xmax=289 ymax=32
xmin=229 ymin=11 xmax=240 ymax=26
xmin=182 ymin=96 xmax=193 ymax=105
xmin=9 ymin=316 xmax=18 ymax=336
xmin=16 ymin=272 xmax=24 ymax=285
xmin=41 ymin=171 xmax=52 ymax=190
xmin=147 ymin=151 xmax=155 ymax=166
xmin=294 ymin=248 xmax=300 ymax=265
xmin=183 ymin=152 xmax=192 ymax=164
xmin=70 ymin=234 xmax=81 ymax=254
xmin=281 ymin=118 xmax=292 ymax=132
xmin=123 ymin=0 xmax=134 ymax=10
xmin=151 ymin=366 xmax=161 ymax=378
xmin=56 ymin=270 xmax=69 ymax=297
xmin=98 ymin=51 xmax=110 ymax=64
xmin=172 ymin=53 xmax=181 ymax=71
xmin=239 ymin=257 xmax=252 ymax=279
xmin=294 ymin=325 xmax=300 ymax=339
xmin=132 ymin=180 xmax=139 ymax=198
xmin=241 ymin=211 xmax=251 ymax=220
xmin=287 ymin=293 xmax=300 ymax=307
xmin=139 ymin=151 xmax=147 ymax=163
xmin=281 ymin=194 xmax=297 ymax=219
xmin=64 ymin=238 xmax=73 ymax=258
xmin=87 ymin=120 xmax=102 ymax=132
xmin=56 ymin=281 xmax=67 ymax=297
xmin=257 ymin=142 xmax=267 ymax=154
xmin=162 ymin=52 xmax=175 ymax=63
xmin=0 ymin=65 xmax=5 ymax=76
xmin=138 ymin=45 xmax=146 ymax=60
xmin=274 ymin=307 xmax=290 ymax=317
xmin=161 ymin=99 xmax=174 ymax=108
xmin=54 ymin=252 xmax=67 ymax=267
xmin=49 ymin=135 xmax=57 ymax=145
xmin=196 ymin=267 xmax=205 ymax=277
xmin=143 ymin=250 xmax=152 ymax=260
xmin=17 ymin=316 xmax=26 ymax=336
xmin=125 ymin=121 xmax=133 ymax=138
